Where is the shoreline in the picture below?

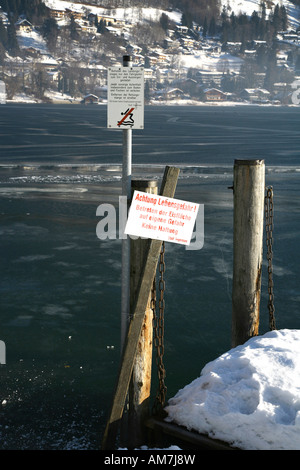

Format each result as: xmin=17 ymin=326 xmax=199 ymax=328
xmin=2 ymin=97 xmax=298 ymax=107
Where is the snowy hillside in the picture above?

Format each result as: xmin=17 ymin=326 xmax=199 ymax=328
xmin=45 ymin=0 xmax=300 ymax=28
xmin=220 ymin=0 xmax=300 ymax=28
xmin=43 ymin=0 xmax=182 ymax=24
xmin=2 ymin=0 xmax=300 ymax=105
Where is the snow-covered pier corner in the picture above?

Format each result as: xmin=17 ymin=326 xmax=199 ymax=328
xmin=165 ymin=329 xmax=300 ymax=450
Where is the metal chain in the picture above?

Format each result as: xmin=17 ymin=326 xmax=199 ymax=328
xmin=265 ymin=186 xmax=276 ymax=331
xmin=152 ymin=241 xmax=167 ymax=415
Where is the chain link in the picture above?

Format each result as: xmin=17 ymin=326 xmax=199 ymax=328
xmin=152 ymin=241 xmax=167 ymax=415
xmin=265 ymin=186 xmax=276 ymax=331
xmin=150 ymin=190 xmax=276 ymax=418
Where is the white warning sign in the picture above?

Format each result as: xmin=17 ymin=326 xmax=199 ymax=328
xmin=107 ymin=67 xmax=144 ymax=129
xmin=125 ymin=191 xmax=199 ymax=246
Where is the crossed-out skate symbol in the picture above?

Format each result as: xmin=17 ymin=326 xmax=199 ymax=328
xmin=117 ymin=107 xmax=135 ymax=127
xmin=291 ymin=80 xmax=300 ymax=105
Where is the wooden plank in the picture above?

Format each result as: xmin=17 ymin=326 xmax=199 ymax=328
xmin=101 ymin=166 xmax=180 ymax=450
xmin=127 ymin=179 xmax=158 ymax=448
xmin=145 ymin=418 xmax=238 ymax=450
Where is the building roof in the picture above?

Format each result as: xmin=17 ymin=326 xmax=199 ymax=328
xmin=84 ymin=94 xmax=99 ymax=99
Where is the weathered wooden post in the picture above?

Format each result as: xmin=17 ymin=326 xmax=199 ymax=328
xmin=127 ymin=179 xmax=158 ymax=448
xmin=232 ymin=159 xmax=265 ymax=348
xmin=101 ymin=166 xmax=179 ymax=450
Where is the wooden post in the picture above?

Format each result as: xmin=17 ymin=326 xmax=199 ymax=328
xmin=127 ymin=179 xmax=158 ymax=448
xmin=101 ymin=166 xmax=180 ymax=450
xmin=232 ymin=159 xmax=265 ymax=348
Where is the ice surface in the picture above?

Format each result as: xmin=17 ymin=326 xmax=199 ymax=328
xmin=165 ymin=329 xmax=300 ymax=450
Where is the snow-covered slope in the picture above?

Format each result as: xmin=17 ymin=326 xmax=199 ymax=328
xmin=16 ymin=29 xmax=49 ymax=54
xmin=220 ymin=0 xmax=300 ymax=28
xmin=43 ymin=0 xmax=182 ymax=24
xmin=44 ymin=0 xmax=300 ymax=29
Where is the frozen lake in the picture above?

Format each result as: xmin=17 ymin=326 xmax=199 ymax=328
xmin=0 ymin=104 xmax=300 ymax=449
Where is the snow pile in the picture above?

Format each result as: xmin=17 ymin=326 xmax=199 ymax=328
xmin=165 ymin=329 xmax=300 ymax=450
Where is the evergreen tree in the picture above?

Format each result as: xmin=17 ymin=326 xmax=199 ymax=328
xmin=31 ymin=65 xmax=48 ymax=99
xmin=42 ymin=17 xmax=58 ymax=51
xmin=221 ymin=5 xmax=227 ymax=23
xmin=229 ymin=12 xmax=237 ymax=41
xmin=264 ymin=41 xmax=277 ymax=90
xmin=208 ymin=16 xmax=216 ymax=37
xmin=0 ymin=18 xmax=8 ymax=48
xmin=144 ymin=80 xmax=151 ymax=102
xmin=97 ymin=19 xmax=106 ymax=33
xmin=250 ymin=11 xmax=260 ymax=39
xmin=144 ymin=56 xmax=150 ymax=68
xmin=69 ymin=15 xmax=79 ymax=41
xmin=260 ymin=1 xmax=266 ymax=21
xmin=256 ymin=44 xmax=268 ymax=70
xmin=0 ymin=0 xmax=49 ymax=23
xmin=68 ymin=75 xmax=76 ymax=97
xmin=272 ymin=4 xmax=281 ymax=32
xmin=220 ymin=13 xmax=229 ymax=42
xmin=159 ymin=12 xmax=169 ymax=31
xmin=0 ymin=41 xmax=4 ymax=63
xmin=202 ymin=16 xmax=207 ymax=38
xmin=0 ymin=0 xmax=9 ymax=13
xmin=279 ymin=6 xmax=288 ymax=30
xmin=181 ymin=10 xmax=193 ymax=29
xmin=6 ymin=21 xmax=19 ymax=56
xmin=258 ymin=15 xmax=267 ymax=39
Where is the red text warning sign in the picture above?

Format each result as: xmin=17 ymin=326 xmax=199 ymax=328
xmin=125 ymin=191 xmax=199 ymax=245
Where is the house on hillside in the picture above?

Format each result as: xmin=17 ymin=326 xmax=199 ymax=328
xmin=152 ymin=50 xmax=169 ymax=64
xmin=204 ymin=88 xmax=227 ymax=101
xmin=282 ymin=31 xmax=299 ymax=42
xmin=226 ymin=42 xmax=242 ymax=54
xmin=177 ymin=78 xmax=198 ymax=96
xmin=65 ymin=9 xmax=84 ymax=21
xmin=15 ymin=19 xmax=33 ymax=33
xmin=239 ymin=88 xmax=270 ymax=103
xmin=79 ymin=20 xmax=97 ymax=34
xmin=40 ymin=54 xmax=58 ymax=69
xmin=97 ymin=15 xmax=126 ymax=28
xmin=0 ymin=7 xmax=9 ymax=25
xmin=82 ymin=94 xmax=99 ymax=105
xmin=24 ymin=46 xmax=40 ymax=57
xmin=197 ymin=71 xmax=223 ymax=87
xmin=165 ymin=88 xmax=185 ymax=99
xmin=180 ymin=36 xmax=195 ymax=48
xmin=50 ymin=9 xmax=66 ymax=20
xmin=154 ymin=88 xmax=184 ymax=100
xmin=176 ymin=25 xmax=188 ymax=35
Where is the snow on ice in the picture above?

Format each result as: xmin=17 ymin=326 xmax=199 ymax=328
xmin=165 ymin=329 xmax=300 ymax=450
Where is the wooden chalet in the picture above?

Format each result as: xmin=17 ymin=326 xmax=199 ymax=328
xmin=82 ymin=94 xmax=99 ymax=104
xmin=204 ymin=88 xmax=227 ymax=101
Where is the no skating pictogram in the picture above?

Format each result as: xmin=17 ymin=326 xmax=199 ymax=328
xmin=117 ymin=107 xmax=135 ymax=127
xmin=107 ymin=67 xmax=144 ymax=129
